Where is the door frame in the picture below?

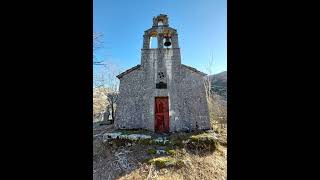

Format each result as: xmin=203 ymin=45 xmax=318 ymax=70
xmin=154 ymin=96 xmax=170 ymax=133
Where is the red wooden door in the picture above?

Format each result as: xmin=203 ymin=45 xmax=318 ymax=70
xmin=155 ymin=97 xmax=169 ymax=133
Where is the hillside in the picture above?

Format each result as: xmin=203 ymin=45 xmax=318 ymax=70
xmin=209 ymin=71 xmax=227 ymax=100
xmin=93 ymin=73 xmax=228 ymax=180
xmin=93 ymin=125 xmax=227 ymax=180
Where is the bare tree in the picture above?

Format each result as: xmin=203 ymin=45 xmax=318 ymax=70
xmin=203 ymin=54 xmax=214 ymax=99
xmin=93 ymin=60 xmax=121 ymax=123
xmin=93 ymin=32 xmax=104 ymax=64
xmin=203 ymin=53 xmax=227 ymax=132
xmin=107 ymin=92 xmax=117 ymax=123
xmin=93 ymin=32 xmax=121 ymax=123
xmin=93 ymin=86 xmax=110 ymax=121
xmin=102 ymin=61 xmax=120 ymax=123
xmin=93 ymin=32 xmax=110 ymax=122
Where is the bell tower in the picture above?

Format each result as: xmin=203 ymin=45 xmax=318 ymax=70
xmin=141 ymin=14 xmax=181 ymax=67
xmin=142 ymin=14 xmax=179 ymax=50
xmin=115 ymin=14 xmax=211 ymax=132
xmin=138 ymin=14 xmax=186 ymax=131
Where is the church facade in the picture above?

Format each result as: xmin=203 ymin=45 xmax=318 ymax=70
xmin=114 ymin=14 xmax=211 ymax=133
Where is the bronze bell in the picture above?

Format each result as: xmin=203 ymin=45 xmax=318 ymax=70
xmin=164 ymin=37 xmax=171 ymax=47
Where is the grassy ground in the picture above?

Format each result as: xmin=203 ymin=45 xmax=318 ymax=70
xmin=93 ymin=123 xmax=227 ymax=180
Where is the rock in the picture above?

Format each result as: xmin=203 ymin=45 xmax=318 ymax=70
xmin=103 ymin=132 xmax=122 ymax=142
xmin=156 ymin=150 xmax=166 ymax=154
xmin=102 ymin=132 xmax=152 ymax=143
xmin=127 ymin=134 xmax=152 ymax=140
xmin=154 ymin=137 xmax=169 ymax=144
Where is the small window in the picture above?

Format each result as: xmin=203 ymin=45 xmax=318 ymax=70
xmin=156 ymin=82 xmax=167 ymax=89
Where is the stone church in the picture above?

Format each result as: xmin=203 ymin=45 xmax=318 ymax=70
xmin=115 ymin=14 xmax=211 ymax=133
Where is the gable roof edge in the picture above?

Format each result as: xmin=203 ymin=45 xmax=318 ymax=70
xmin=116 ymin=65 xmax=141 ymax=79
xmin=181 ymin=64 xmax=207 ymax=76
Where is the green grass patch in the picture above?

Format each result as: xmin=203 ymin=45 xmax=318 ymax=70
xmin=165 ymin=147 xmax=176 ymax=155
xmin=190 ymin=133 xmax=216 ymax=144
xmin=169 ymin=133 xmax=190 ymax=146
xmin=138 ymin=139 xmax=153 ymax=145
xmin=188 ymin=132 xmax=217 ymax=151
xmin=148 ymin=157 xmax=177 ymax=168
xmin=147 ymin=149 xmax=157 ymax=154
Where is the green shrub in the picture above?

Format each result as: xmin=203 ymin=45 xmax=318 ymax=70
xmin=148 ymin=157 xmax=176 ymax=168
xmin=147 ymin=149 xmax=157 ymax=154
xmin=165 ymin=148 xmax=176 ymax=155
xmin=188 ymin=132 xmax=217 ymax=151
xmin=190 ymin=133 xmax=216 ymax=144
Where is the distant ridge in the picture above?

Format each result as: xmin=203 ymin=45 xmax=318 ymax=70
xmin=209 ymin=71 xmax=227 ymax=100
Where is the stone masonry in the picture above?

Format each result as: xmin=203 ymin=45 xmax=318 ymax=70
xmin=114 ymin=14 xmax=211 ymax=132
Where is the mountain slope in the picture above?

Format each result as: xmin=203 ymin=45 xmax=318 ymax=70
xmin=209 ymin=71 xmax=227 ymax=100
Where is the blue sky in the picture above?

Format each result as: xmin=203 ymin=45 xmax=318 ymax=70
xmin=93 ymin=0 xmax=227 ymax=75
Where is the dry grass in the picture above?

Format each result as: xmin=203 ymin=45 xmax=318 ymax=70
xmin=113 ymin=147 xmax=227 ymax=180
xmin=93 ymin=125 xmax=227 ymax=180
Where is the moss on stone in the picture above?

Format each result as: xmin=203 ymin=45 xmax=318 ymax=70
xmin=143 ymin=157 xmax=152 ymax=163
xmin=148 ymin=157 xmax=176 ymax=168
xmin=164 ymin=147 xmax=176 ymax=155
xmin=187 ymin=132 xmax=217 ymax=151
xmin=169 ymin=138 xmax=183 ymax=146
xmin=169 ymin=133 xmax=190 ymax=147
xmin=147 ymin=149 xmax=157 ymax=154
xmin=190 ymin=133 xmax=216 ymax=144
xmin=167 ymin=149 xmax=176 ymax=155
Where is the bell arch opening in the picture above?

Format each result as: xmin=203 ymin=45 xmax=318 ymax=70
xmin=150 ymin=36 xmax=158 ymax=48
xmin=158 ymin=20 xmax=164 ymax=26
xmin=163 ymin=37 xmax=172 ymax=48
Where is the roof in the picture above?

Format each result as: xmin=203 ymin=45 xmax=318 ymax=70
xmin=116 ymin=64 xmax=207 ymax=79
xmin=116 ymin=65 xmax=141 ymax=79
xmin=144 ymin=27 xmax=177 ymax=34
xmin=182 ymin=64 xmax=207 ymax=76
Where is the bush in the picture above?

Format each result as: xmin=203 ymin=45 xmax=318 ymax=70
xmin=148 ymin=157 xmax=176 ymax=168
xmin=147 ymin=149 xmax=157 ymax=154
xmin=188 ymin=133 xmax=217 ymax=151
xmin=190 ymin=133 xmax=216 ymax=144
xmin=165 ymin=148 xmax=176 ymax=155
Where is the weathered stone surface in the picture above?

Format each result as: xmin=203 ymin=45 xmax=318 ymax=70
xmin=115 ymin=14 xmax=211 ymax=132
xmin=102 ymin=132 xmax=152 ymax=142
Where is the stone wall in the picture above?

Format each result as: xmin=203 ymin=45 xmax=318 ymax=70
xmin=115 ymin=47 xmax=211 ymax=132
xmin=115 ymin=14 xmax=210 ymax=132
xmin=176 ymin=66 xmax=211 ymax=131
xmin=114 ymin=68 xmax=144 ymax=129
